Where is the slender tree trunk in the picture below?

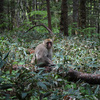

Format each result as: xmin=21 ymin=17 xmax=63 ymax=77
xmin=10 ymin=0 xmax=15 ymax=30
xmin=32 ymin=0 xmax=35 ymax=10
xmin=60 ymin=0 xmax=68 ymax=36
xmin=46 ymin=0 xmax=52 ymax=30
xmin=73 ymin=0 xmax=79 ymax=35
xmin=7 ymin=0 xmax=10 ymax=30
xmin=97 ymin=0 xmax=100 ymax=34
xmin=27 ymin=0 xmax=32 ymax=21
xmin=36 ymin=0 xmax=37 ymax=10
xmin=79 ymin=0 xmax=86 ymax=29
xmin=0 ymin=0 xmax=4 ymax=32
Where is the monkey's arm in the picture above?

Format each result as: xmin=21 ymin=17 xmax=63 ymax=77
xmin=43 ymin=56 xmax=56 ymax=67
xmin=36 ymin=54 xmax=55 ymax=67
xmin=38 ymin=58 xmax=55 ymax=67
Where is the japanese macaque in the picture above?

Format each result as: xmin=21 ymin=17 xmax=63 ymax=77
xmin=31 ymin=39 xmax=55 ymax=67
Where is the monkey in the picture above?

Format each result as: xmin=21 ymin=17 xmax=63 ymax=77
xmin=31 ymin=39 xmax=55 ymax=67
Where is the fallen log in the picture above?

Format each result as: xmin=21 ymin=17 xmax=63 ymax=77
xmin=66 ymin=69 xmax=100 ymax=84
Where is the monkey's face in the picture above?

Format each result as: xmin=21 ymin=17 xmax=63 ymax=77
xmin=47 ymin=42 xmax=52 ymax=49
xmin=43 ymin=39 xmax=53 ymax=49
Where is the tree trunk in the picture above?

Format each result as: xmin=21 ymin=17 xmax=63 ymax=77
xmin=10 ymin=0 xmax=15 ymax=30
xmin=7 ymin=0 xmax=10 ymax=30
xmin=46 ymin=0 xmax=52 ymax=30
xmin=97 ymin=0 xmax=100 ymax=34
xmin=0 ymin=0 xmax=4 ymax=32
xmin=73 ymin=0 xmax=79 ymax=35
xmin=60 ymin=0 xmax=68 ymax=36
xmin=79 ymin=0 xmax=86 ymax=30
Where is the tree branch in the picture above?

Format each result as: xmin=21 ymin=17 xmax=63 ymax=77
xmin=24 ymin=23 xmax=54 ymax=36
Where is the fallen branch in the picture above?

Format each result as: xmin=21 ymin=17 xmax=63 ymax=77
xmin=66 ymin=69 xmax=100 ymax=84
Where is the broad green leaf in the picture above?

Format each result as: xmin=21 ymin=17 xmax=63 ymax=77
xmin=0 ymin=78 xmax=3 ymax=83
xmin=94 ymin=85 xmax=99 ymax=95
xmin=0 ymin=58 xmax=4 ymax=68
xmin=37 ymin=82 xmax=47 ymax=90
xmin=21 ymin=92 xmax=27 ymax=99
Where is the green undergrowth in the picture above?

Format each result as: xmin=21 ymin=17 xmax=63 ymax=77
xmin=0 ymin=32 xmax=100 ymax=100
